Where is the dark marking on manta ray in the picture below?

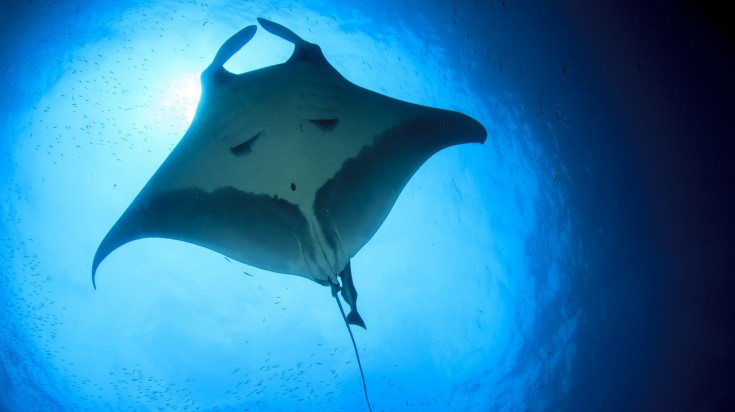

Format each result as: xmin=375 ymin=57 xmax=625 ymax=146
xmin=230 ymin=132 xmax=262 ymax=156
xmin=314 ymin=113 xmax=480 ymax=255
xmin=308 ymin=118 xmax=338 ymax=131
xmin=93 ymin=186 xmax=317 ymax=279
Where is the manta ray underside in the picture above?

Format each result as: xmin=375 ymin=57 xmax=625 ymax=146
xmin=92 ymin=17 xmax=486 ymax=411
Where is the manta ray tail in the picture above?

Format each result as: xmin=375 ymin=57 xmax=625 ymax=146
xmin=337 ymin=261 xmax=367 ymax=329
xmin=333 ymin=291 xmax=373 ymax=412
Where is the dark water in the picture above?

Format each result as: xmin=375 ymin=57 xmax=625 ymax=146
xmin=1 ymin=1 xmax=732 ymax=411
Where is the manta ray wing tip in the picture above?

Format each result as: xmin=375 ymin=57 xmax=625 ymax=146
xmin=91 ymin=265 xmax=98 ymax=290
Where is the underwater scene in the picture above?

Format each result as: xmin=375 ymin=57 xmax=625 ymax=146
xmin=1 ymin=1 xmax=733 ymax=411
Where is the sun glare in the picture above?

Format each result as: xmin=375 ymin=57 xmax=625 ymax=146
xmin=160 ymin=73 xmax=201 ymax=127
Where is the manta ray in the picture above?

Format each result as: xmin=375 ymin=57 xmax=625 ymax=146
xmin=92 ymin=18 xmax=486 ymax=410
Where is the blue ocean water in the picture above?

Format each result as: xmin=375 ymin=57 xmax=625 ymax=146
xmin=2 ymin=1 xmax=733 ymax=411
